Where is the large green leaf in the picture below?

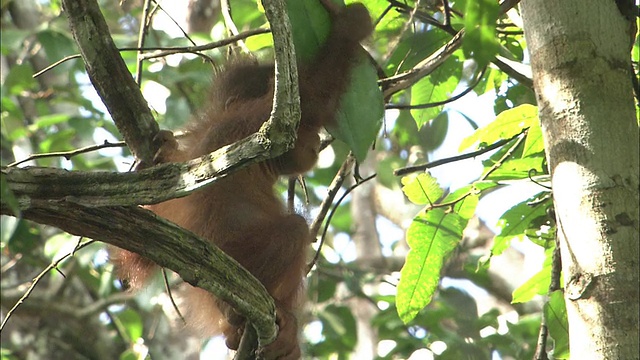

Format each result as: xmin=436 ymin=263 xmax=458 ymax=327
xmin=522 ymin=119 xmax=545 ymax=157
xmin=287 ymin=0 xmax=383 ymax=161
xmin=329 ymin=60 xmax=384 ymax=162
xmin=397 ymin=209 xmax=465 ymax=323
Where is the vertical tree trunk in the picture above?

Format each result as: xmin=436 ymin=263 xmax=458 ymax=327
xmin=520 ymin=1 xmax=639 ymax=358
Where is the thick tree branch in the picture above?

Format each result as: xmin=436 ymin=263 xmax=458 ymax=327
xmin=60 ymin=0 xmax=160 ymax=167
xmin=260 ymin=0 xmax=300 ymax=157
xmin=2 ymin=134 xmax=273 ymax=207
xmin=0 ymin=199 xmax=278 ymax=345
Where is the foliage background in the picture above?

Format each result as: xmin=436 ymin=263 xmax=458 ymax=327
xmin=1 ymin=0 xmax=637 ymax=359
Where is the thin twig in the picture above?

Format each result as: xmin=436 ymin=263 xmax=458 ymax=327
xmin=309 ymin=155 xmax=356 ymax=240
xmin=33 ymin=29 xmax=270 ymax=78
xmin=161 ymin=269 xmax=186 ymax=325
xmin=308 ymin=172 xmax=377 ymax=272
xmin=135 ymin=0 xmax=154 ymax=85
xmin=394 ymin=129 xmax=527 ymax=176
xmin=380 ymin=0 xmax=527 ymax=97
xmin=151 ymin=0 xmax=197 ymax=46
xmin=534 ymin=230 xmax=562 ymax=360
xmin=7 ymin=140 xmax=127 ymax=167
xmin=480 ymin=129 xmax=528 ymax=180
xmin=442 ymin=0 xmax=451 ymax=27
xmin=221 ymin=0 xmax=250 ymax=53
xmin=382 ymin=0 xmax=422 ymax=64
xmin=426 ymin=129 xmax=528 ymax=210
xmin=386 ymin=66 xmax=486 ymax=110
xmin=0 ymin=239 xmax=95 ymax=331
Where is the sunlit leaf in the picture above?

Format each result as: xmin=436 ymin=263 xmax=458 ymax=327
xmin=459 ymin=104 xmax=538 ymax=151
xmin=522 ymin=120 xmax=545 ymax=157
xmin=401 ymin=173 xmax=444 ymax=206
xmin=410 ymin=59 xmax=461 ymax=128
xmin=114 ymin=309 xmax=144 ymax=342
xmin=485 ymin=156 xmax=544 ymax=181
xmin=397 ymin=209 xmax=464 ymax=323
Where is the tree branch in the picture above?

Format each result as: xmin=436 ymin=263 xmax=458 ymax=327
xmin=2 ymin=133 xmax=274 ymax=208
xmin=60 ymin=0 xmax=160 ymax=167
xmin=0 ymin=199 xmax=278 ymax=345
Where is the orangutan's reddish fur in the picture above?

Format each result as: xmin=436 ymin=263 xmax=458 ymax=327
xmin=112 ymin=3 xmax=371 ymax=358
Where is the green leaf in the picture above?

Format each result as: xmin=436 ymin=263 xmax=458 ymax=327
xmin=36 ymin=29 xmax=76 ymax=74
xmin=401 ymin=173 xmax=444 ymax=206
xmin=38 ymin=128 xmax=76 ymax=153
xmin=492 ymin=193 xmax=548 ymax=255
xmin=546 ymin=291 xmax=570 ymax=359
xmin=474 ymin=66 xmax=508 ymax=95
xmin=287 ymin=0 xmax=383 ymax=162
xmin=386 ymin=30 xmax=451 ymax=74
xmin=244 ymin=32 xmax=274 ymax=52
xmin=309 ymin=272 xmax=338 ymax=303
xmin=440 ymin=185 xmax=482 ymax=220
xmin=33 ymin=114 xmax=73 ymax=129
xmin=453 ymin=193 xmax=479 ymax=221
xmin=522 ymin=120 xmax=545 ymax=157
xmin=410 ymin=59 xmax=461 ymax=128
xmin=6 ymin=219 xmax=41 ymax=254
xmin=485 ymin=157 xmax=544 ymax=181
xmin=328 ymin=60 xmax=384 ymax=162
xmin=462 ymin=0 xmax=499 ymax=67
xmin=512 ymin=246 xmax=554 ymax=303
xmin=0 ymin=29 xmax=30 ymax=55
xmin=391 ymin=110 xmax=419 ymax=148
xmin=459 ymin=104 xmax=538 ymax=151
xmin=397 ymin=209 xmax=464 ymax=323
xmin=376 ymin=155 xmax=404 ymax=189
xmin=421 ymin=111 xmax=449 ymax=151
xmin=286 ymin=0 xmax=330 ymax=61
xmin=43 ymin=232 xmax=76 ymax=260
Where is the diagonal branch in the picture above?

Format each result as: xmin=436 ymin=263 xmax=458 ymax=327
xmin=0 ymin=199 xmax=279 ymax=346
xmin=61 ymin=0 xmax=160 ymax=167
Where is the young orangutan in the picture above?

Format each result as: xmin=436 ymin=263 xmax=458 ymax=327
xmin=112 ymin=2 xmax=372 ymax=358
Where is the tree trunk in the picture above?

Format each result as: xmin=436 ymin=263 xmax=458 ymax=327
xmin=520 ymin=0 xmax=639 ymax=359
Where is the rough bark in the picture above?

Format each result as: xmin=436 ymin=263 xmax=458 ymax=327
xmin=61 ymin=0 xmax=160 ymax=167
xmin=0 ymin=199 xmax=279 ymax=346
xmin=520 ymin=0 xmax=639 ymax=358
